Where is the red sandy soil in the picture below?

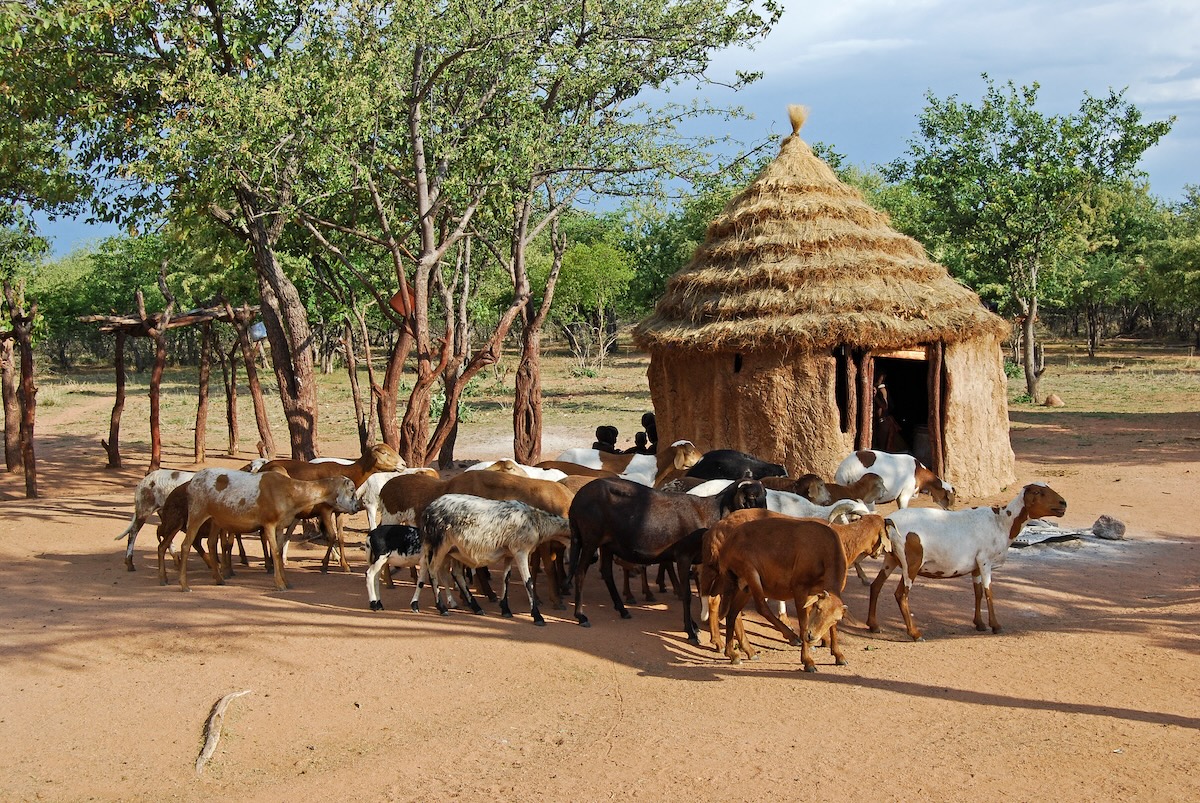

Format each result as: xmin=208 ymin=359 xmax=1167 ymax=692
xmin=1 ymin=403 xmax=1198 ymax=801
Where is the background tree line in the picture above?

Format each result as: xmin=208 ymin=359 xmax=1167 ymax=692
xmin=3 ymin=3 xmax=1192 ymax=477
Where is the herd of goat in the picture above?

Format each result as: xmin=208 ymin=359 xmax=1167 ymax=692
xmin=114 ymin=439 xmax=1067 ymax=671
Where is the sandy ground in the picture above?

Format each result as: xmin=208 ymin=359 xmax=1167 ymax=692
xmin=1 ymin=403 xmax=1198 ymax=802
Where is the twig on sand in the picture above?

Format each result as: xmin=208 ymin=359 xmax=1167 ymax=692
xmin=195 ymin=689 xmax=252 ymax=775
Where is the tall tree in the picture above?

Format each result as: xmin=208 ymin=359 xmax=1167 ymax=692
xmin=1054 ymin=181 xmax=1165 ymax=356
xmin=4 ymin=2 xmax=327 ymax=457
xmin=1147 ymin=186 xmax=1200 ymax=346
xmin=887 ymin=77 xmax=1172 ymax=401
xmin=0 ymin=225 xmax=47 ymax=477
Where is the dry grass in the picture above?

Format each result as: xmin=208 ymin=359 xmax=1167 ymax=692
xmin=33 ymin=336 xmax=1199 ymax=459
xmin=1010 ymin=340 xmax=1200 ymax=414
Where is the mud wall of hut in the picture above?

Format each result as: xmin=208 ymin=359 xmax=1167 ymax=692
xmin=940 ymin=336 xmax=1016 ymax=498
xmin=647 ymin=348 xmax=855 ymax=478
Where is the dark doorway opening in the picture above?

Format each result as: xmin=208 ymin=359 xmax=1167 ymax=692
xmin=872 ymin=355 xmax=929 ymax=459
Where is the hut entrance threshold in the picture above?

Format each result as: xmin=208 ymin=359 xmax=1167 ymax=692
xmin=872 ymin=351 xmax=931 ymax=464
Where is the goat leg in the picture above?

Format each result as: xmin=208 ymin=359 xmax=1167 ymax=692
xmin=796 ymin=602 xmax=818 ymax=672
xmin=515 ymin=551 xmax=546 ymax=626
xmin=867 ymin=556 xmax=899 ymax=633
xmin=474 ymin=565 xmax=498 ymax=602
xmin=598 ymin=547 xmax=632 ymax=620
xmin=894 ymin=579 xmax=923 ymax=641
xmin=497 ymin=561 xmax=514 ymax=618
xmin=451 ymin=564 xmax=484 ymax=615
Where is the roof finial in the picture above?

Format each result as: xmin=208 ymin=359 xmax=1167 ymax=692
xmin=788 ymin=104 xmax=808 ymax=135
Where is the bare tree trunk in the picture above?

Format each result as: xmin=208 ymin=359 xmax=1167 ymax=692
xmin=513 ymin=209 xmax=566 ymax=464
xmin=513 ymin=321 xmax=543 ymax=464
xmin=148 ymin=329 xmax=167 ymax=471
xmin=378 ymin=329 xmax=411 ymax=452
xmin=237 ymin=186 xmax=319 ymax=460
xmin=217 ymin=338 xmax=240 ymax=457
xmin=101 ymin=330 xmax=126 ymax=468
xmin=227 ymin=305 xmax=276 ymax=460
xmin=1021 ymin=296 xmax=1042 ymax=402
xmin=2 ymin=337 xmax=19 ymax=471
xmin=3 ymin=281 xmax=37 ymax=497
xmin=354 ymin=307 xmax=379 ymax=447
xmin=1086 ymin=302 xmax=1101 ymax=358
xmin=194 ymin=321 xmax=211 ymax=463
xmin=137 ymin=271 xmax=175 ymax=472
xmin=343 ymin=318 xmax=369 ymax=451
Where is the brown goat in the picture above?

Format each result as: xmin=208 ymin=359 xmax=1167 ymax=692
xmin=536 ymin=460 xmax=619 ymax=479
xmin=700 ymin=509 xmax=849 ymax=671
xmin=155 ymin=481 xmax=271 ymax=584
xmin=701 ymin=512 xmax=889 ymax=652
xmin=823 ymin=472 xmax=889 ymax=506
xmin=377 ymin=472 xmax=449 ymax=526
xmin=262 ymin=444 xmax=402 ymax=572
xmin=177 ymin=469 xmax=360 ymax=592
xmin=759 ymin=473 xmax=833 ymax=504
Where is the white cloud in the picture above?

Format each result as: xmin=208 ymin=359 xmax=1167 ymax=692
xmin=702 ymin=0 xmax=1200 ymax=197
xmin=1131 ymin=78 xmax=1200 ymax=104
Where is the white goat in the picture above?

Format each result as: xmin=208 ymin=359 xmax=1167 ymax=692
xmin=114 ymin=469 xmax=195 ymax=571
xmin=867 ymin=482 xmax=1067 ymax=641
xmin=416 ymin=494 xmax=571 ymax=625
xmin=464 ymin=459 xmax=568 ymax=482
xmin=557 ymin=440 xmax=701 ymax=488
xmin=834 ymin=449 xmax=955 ymax=510
xmin=687 ymin=479 xmax=869 ymax=522
xmin=357 ymin=467 xmax=440 ymax=531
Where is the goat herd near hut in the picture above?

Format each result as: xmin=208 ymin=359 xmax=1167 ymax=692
xmin=115 ymin=435 xmax=1066 ymax=673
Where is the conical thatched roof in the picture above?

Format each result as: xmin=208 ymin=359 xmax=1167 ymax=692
xmin=633 ymin=106 xmax=1008 ymax=354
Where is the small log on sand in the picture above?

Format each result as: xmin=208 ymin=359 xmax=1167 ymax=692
xmin=195 ymin=689 xmax=252 ymax=775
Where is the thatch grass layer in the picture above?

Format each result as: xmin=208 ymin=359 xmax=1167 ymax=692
xmin=632 ymin=122 xmax=1008 ymax=354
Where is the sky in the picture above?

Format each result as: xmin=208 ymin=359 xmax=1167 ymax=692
xmin=33 ymin=0 xmax=1200 ymax=258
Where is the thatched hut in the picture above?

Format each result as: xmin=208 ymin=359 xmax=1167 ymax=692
xmin=632 ymin=106 xmax=1015 ymax=498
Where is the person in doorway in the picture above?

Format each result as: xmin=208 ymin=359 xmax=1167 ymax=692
xmin=873 ymin=372 xmax=906 ymax=452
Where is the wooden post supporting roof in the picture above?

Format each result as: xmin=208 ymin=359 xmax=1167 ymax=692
xmin=80 ymin=302 xmax=259 ymax=470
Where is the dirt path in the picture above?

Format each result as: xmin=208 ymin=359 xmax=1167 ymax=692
xmin=1 ymin=412 xmax=1198 ymax=801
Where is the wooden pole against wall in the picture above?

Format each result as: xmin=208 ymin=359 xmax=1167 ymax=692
xmin=856 ymin=351 xmax=874 ymax=451
xmin=928 ymin=342 xmax=945 ymax=475
xmin=844 ymin=347 xmax=858 ymax=436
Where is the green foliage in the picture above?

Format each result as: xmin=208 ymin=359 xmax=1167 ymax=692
xmin=1146 ymin=185 xmax=1200 ymax=332
xmin=0 ymin=221 xmax=49 ymax=282
xmin=622 ymin=154 xmax=768 ymax=313
xmin=545 ymin=212 xmax=634 ymax=322
xmin=884 ymin=76 xmax=1172 ymax=396
xmin=887 ymin=76 xmax=1173 ymax=312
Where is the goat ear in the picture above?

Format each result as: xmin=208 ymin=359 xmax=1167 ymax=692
xmin=840 ymin=606 xmax=864 ymax=628
xmin=802 ymin=594 xmax=819 ymax=610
